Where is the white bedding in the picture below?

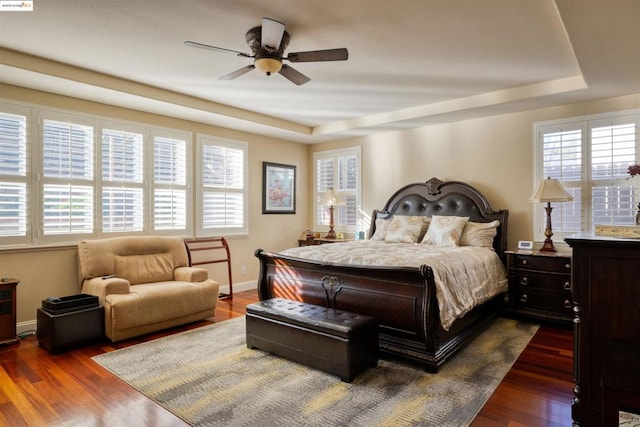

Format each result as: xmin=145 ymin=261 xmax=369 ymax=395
xmin=280 ymin=240 xmax=508 ymax=330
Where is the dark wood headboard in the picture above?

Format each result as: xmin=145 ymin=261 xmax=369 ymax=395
xmin=368 ymin=177 xmax=509 ymax=260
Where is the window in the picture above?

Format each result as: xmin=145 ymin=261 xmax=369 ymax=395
xmin=41 ymin=113 xmax=95 ymax=241
xmin=0 ymin=107 xmax=29 ymax=245
xmin=314 ymin=147 xmax=362 ymax=233
xmin=196 ymin=134 xmax=248 ymax=236
xmin=534 ymin=110 xmax=639 ymax=240
xmin=101 ymin=125 xmax=144 ymax=233
xmin=0 ymin=101 xmax=194 ymax=247
xmin=152 ymin=132 xmax=189 ymax=233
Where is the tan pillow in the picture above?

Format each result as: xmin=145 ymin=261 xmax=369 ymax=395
xmin=385 ymin=215 xmax=428 ymax=243
xmin=370 ymin=217 xmax=391 ymax=241
xmin=421 ymin=215 xmax=470 ymax=247
xmin=460 ymin=220 xmax=500 ymax=248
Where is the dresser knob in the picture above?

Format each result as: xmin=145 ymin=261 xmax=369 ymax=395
xmin=565 ymin=263 xmax=570 ymax=270
xmin=520 ymin=277 xmax=528 ymax=286
xmin=521 ymin=259 xmax=527 ymax=265
xmin=563 ymin=282 xmax=571 ymax=291
xmin=520 ymin=294 xmax=528 ymax=303
xmin=564 ymin=300 xmax=572 ymax=309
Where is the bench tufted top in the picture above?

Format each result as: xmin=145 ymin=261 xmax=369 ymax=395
xmin=246 ymin=298 xmax=378 ymax=339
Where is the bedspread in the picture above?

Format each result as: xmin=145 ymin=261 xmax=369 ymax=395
xmin=281 ymin=241 xmax=507 ymax=330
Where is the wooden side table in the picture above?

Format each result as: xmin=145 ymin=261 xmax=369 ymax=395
xmin=0 ymin=278 xmax=19 ymax=346
xmin=298 ymin=238 xmax=347 ymax=247
xmin=505 ymin=250 xmax=572 ymax=325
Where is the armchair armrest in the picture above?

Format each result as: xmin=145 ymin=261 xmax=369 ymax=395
xmin=174 ymin=266 xmax=209 ymax=282
xmin=82 ymin=276 xmax=130 ymax=306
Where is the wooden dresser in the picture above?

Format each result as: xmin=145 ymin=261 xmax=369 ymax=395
xmin=565 ymin=233 xmax=640 ymax=426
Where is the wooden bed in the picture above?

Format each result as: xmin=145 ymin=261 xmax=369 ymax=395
xmin=254 ymin=177 xmax=509 ymax=372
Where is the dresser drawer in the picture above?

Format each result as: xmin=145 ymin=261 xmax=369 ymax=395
xmin=516 ymin=289 xmax=573 ymax=314
xmin=512 ymin=270 xmax=571 ymax=293
xmin=510 ymin=254 xmax=571 ymax=273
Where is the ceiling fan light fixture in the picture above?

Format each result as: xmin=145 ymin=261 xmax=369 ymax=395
xmin=255 ymin=57 xmax=282 ymax=75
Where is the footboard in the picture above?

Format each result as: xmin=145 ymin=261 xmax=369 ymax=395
xmin=255 ymin=249 xmax=450 ymax=369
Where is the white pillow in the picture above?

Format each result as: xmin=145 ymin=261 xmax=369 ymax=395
xmin=421 ymin=215 xmax=470 ymax=247
xmin=370 ymin=217 xmax=391 ymax=241
xmin=459 ymin=220 xmax=500 ymax=248
xmin=385 ymin=215 xmax=428 ymax=243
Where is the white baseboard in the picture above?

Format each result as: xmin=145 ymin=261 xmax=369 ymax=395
xmin=17 ymin=320 xmax=37 ymax=336
xmin=220 ymin=279 xmax=256 ymax=295
xmin=15 ymin=279 xmax=258 ymax=337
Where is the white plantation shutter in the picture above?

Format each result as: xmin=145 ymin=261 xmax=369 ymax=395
xmin=0 ymin=110 xmax=29 ymax=241
xmin=590 ymin=121 xmax=637 ymax=225
xmin=314 ymin=147 xmax=361 ymax=233
xmin=101 ymin=127 xmax=144 ymax=233
xmin=42 ymin=117 xmax=94 ymax=237
xmin=153 ymin=135 xmax=188 ymax=232
xmin=197 ymin=135 xmax=248 ymax=236
xmin=42 ymin=184 xmax=94 ymax=235
xmin=1 ymin=101 xmax=197 ymax=246
xmin=535 ymin=110 xmax=639 ymax=238
xmin=540 ymin=124 xmax=583 ymax=234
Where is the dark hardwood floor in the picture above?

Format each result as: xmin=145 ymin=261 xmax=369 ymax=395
xmin=0 ymin=289 xmax=574 ymax=426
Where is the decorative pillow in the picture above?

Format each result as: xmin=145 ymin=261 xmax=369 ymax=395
xmin=385 ymin=215 xmax=428 ymax=243
xmin=421 ymin=215 xmax=470 ymax=247
xmin=370 ymin=217 xmax=392 ymax=241
xmin=459 ymin=220 xmax=500 ymax=248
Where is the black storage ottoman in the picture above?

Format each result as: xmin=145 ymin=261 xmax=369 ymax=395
xmin=246 ymin=298 xmax=378 ymax=382
xmin=37 ymin=294 xmax=104 ymax=353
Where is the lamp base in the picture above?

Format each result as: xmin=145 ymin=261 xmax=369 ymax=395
xmin=539 ymin=238 xmax=556 ymax=252
xmin=539 ymin=202 xmax=556 ymax=252
xmin=325 ymin=229 xmax=337 ymax=239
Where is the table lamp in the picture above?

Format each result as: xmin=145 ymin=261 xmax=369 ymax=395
xmin=529 ymin=177 xmax=574 ymax=252
xmin=320 ymin=189 xmax=344 ymax=239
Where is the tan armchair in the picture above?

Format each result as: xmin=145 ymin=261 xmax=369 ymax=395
xmin=77 ymin=236 xmax=219 ymax=341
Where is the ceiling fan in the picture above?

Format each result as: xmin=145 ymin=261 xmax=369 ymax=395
xmin=184 ymin=17 xmax=348 ymax=85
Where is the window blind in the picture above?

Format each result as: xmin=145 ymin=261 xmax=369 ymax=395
xmin=42 ymin=119 xmax=94 ymax=236
xmin=197 ymin=136 xmax=248 ymax=235
xmin=314 ymin=147 xmax=361 ymax=232
xmin=0 ymin=112 xmax=28 ymax=238
xmin=535 ymin=110 xmax=639 ymax=237
xmin=153 ymin=136 xmax=187 ymax=231
xmin=101 ymin=128 xmax=144 ymax=233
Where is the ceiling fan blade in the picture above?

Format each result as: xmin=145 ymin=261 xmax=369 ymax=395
xmin=219 ymin=65 xmax=255 ymax=80
xmin=184 ymin=41 xmax=252 ymax=58
xmin=286 ymin=48 xmax=349 ymax=63
xmin=279 ymin=64 xmax=311 ymax=86
xmin=261 ymin=17 xmax=285 ymax=51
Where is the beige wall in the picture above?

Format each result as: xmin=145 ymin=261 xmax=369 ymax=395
xmin=0 ymin=84 xmax=309 ymax=326
xmin=310 ymin=93 xmax=640 ymax=250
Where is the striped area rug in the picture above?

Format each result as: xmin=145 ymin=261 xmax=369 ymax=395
xmin=93 ymin=316 xmax=538 ymax=427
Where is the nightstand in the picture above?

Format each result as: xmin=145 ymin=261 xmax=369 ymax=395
xmin=298 ymin=238 xmax=347 ymax=247
xmin=505 ymin=250 xmax=572 ymax=325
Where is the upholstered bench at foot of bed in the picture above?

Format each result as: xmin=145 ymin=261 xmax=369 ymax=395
xmin=246 ymin=298 xmax=379 ymax=382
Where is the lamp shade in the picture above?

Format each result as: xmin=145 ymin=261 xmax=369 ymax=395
xmin=320 ymin=189 xmax=345 ymax=206
xmin=529 ymin=177 xmax=574 ymax=203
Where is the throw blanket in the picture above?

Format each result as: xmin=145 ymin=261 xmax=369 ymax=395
xmin=281 ymin=241 xmax=508 ymax=330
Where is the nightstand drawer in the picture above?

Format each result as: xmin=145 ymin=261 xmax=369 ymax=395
xmin=513 ymin=271 xmax=571 ymax=293
xmin=516 ymin=289 xmax=573 ymax=314
xmin=510 ymin=254 xmax=571 ymax=273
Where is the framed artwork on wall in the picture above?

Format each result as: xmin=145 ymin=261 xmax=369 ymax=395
xmin=262 ymin=162 xmax=296 ymax=214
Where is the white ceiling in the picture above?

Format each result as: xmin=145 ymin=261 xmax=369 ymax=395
xmin=0 ymin=0 xmax=639 ymax=143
